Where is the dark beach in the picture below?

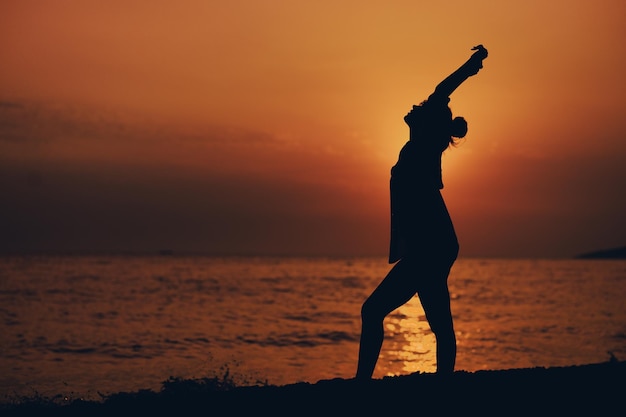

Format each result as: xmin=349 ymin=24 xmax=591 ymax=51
xmin=3 ymin=359 xmax=624 ymax=416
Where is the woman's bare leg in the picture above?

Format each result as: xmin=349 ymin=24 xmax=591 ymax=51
xmin=416 ymin=265 xmax=456 ymax=374
xmin=356 ymin=258 xmax=420 ymax=379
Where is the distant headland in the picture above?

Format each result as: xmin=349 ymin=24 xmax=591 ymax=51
xmin=574 ymin=246 xmax=626 ymax=259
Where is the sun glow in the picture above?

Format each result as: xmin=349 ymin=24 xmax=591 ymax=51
xmin=1 ymin=1 xmax=625 ymax=257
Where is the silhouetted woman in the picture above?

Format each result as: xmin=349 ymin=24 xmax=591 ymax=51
xmin=356 ymin=45 xmax=488 ymax=378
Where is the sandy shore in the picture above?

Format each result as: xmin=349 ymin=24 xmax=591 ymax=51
xmin=3 ymin=359 xmax=624 ymax=416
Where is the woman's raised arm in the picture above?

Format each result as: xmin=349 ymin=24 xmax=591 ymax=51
xmin=430 ymin=45 xmax=488 ymax=100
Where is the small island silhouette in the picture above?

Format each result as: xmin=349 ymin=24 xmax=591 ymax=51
xmin=574 ymin=246 xmax=626 ymax=259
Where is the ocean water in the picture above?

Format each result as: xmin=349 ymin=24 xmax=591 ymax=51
xmin=1 ymin=255 xmax=624 ymax=402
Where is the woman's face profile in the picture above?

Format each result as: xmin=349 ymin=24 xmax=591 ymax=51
xmin=404 ymin=105 xmax=422 ymax=127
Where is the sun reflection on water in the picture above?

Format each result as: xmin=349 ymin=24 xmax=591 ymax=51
xmin=379 ymin=299 xmax=437 ymax=377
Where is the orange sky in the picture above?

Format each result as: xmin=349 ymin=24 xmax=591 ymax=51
xmin=1 ymin=1 xmax=625 ymax=257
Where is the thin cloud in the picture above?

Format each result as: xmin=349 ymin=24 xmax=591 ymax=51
xmin=0 ymin=101 xmax=388 ymax=256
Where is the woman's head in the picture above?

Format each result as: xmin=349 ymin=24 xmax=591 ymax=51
xmin=405 ymin=102 xmax=467 ymax=146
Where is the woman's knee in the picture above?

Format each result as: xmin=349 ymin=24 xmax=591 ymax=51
xmin=360 ymin=297 xmax=384 ymax=323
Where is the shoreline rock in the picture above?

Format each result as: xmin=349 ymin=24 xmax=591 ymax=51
xmin=3 ymin=360 xmax=624 ymax=416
